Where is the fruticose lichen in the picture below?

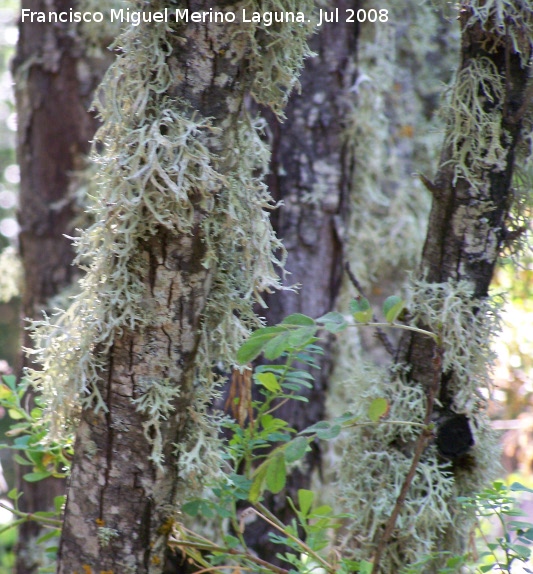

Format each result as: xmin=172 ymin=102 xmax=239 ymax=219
xmin=27 ymin=0 xmax=315 ymax=480
xmin=337 ymin=368 xmax=455 ymax=570
xmin=0 ymin=246 xmax=22 ymax=302
xmin=341 ymin=0 xmax=458 ymax=291
xmin=337 ymin=278 xmax=502 ymax=570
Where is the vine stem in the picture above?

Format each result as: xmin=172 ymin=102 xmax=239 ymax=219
xmin=349 ymin=322 xmax=440 ymax=342
xmin=0 ymin=501 xmax=62 ymax=528
xmin=371 ymin=347 xmax=443 ymax=574
xmin=172 ymin=527 xmax=290 ymax=574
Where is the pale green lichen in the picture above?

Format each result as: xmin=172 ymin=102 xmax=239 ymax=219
xmin=97 ymin=526 xmax=119 ymax=548
xmin=443 ymin=57 xmax=507 ymax=189
xmin=334 ymin=277 xmax=502 ymax=569
xmin=337 ymin=368 xmax=456 ymax=571
xmin=132 ymin=378 xmax=181 ymax=469
xmin=341 ymin=0 xmax=457 ymax=291
xmin=408 ymin=276 xmax=501 ymax=411
xmin=0 ymin=246 xmax=22 ymax=302
xmin=465 ymin=0 xmax=533 ymax=66
xmin=27 ymin=0 xmax=314 ymax=486
xmin=245 ymin=0 xmax=316 ymax=115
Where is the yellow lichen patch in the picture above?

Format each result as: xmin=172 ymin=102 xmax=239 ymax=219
xmin=151 ymin=556 xmax=161 ymax=566
xmin=82 ymin=566 xmax=92 ymax=574
xmin=158 ymin=518 xmax=175 ymax=536
xmin=95 ymin=518 xmax=105 ymax=527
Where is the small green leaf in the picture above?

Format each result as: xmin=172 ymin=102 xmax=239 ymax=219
xmin=288 ymin=326 xmax=317 ymax=347
xmin=312 ymin=505 xmax=333 ymax=516
xmin=54 ymin=495 xmax=66 ymax=513
xmin=223 ymin=534 xmax=241 ymax=549
xmin=0 ymin=384 xmax=12 ymax=400
xmin=2 ymin=375 xmax=17 ymax=390
xmin=382 ymin=296 xmax=405 ymax=323
xmin=8 ymin=409 xmax=25 ymax=421
xmin=358 ymin=561 xmax=374 ymax=574
xmin=299 ymin=421 xmax=331 ymax=434
xmin=284 ymin=436 xmax=309 ymax=463
xmin=7 ymin=488 xmax=19 ymax=501
xmin=316 ymin=311 xmax=348 ymax=333
xmin=508 ymin=543 xmax=531 ymax=560
xmin=265 ymin=454 xmax=286 ymax=494
xmin=263 ymin=331 xmax=292 ymax=360
xmin=236 ymin=327 xmax=286 ymax=364
xmin=255 ymin=372 xmax=281 ymax=393
xmin=13 ymin=454 xmax=32 ymax=466
xmin=316 ymin=425 xmax=341 ymax=440
xmin=298 ymin=489 xmax=314 ymax=517
xmin=511 ymin=482 xmax=533 ymax=493
xmin=350 ymin=298 xmax=372 ymax=323
xmin=23 ymin=471 xmax=52 ymax=483
xmin=37 ymin=530 xmax=60 ymax=544
xmin=368 ymin=398 xmax=389 ymax=422
xmin=300 ymin=421 xmax=330 ymax=434
xmin=30 ymin=408 xmax=43 ymax=420
xmin=281 ymin=314 xmax=315 ymax=327
xmin=249 ymin=463 xmax=269 ymax=503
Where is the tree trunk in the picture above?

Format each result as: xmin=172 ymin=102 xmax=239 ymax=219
xmin=337 ymin=3 xmax=533 ymax=571
xmin=13 ymin=0 xmax=109 ymax=570
xmin=54 ymin=2 xmax=313 ymax=571
xmin=244 ymin=0 xmax=358 ymax=558
xmin=391 ymin=4 xmax=533 ymax=571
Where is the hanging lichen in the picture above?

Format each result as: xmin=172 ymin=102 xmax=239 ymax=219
xmin=342 ymin=0 xmax=458 ymax=291
xmin=27 ymin=0 xmax=315 ymax=481
xmin=331 ymin=0 xmax=533 ymax=570
xmin=337 ymin=278 xmax=503 ymax=570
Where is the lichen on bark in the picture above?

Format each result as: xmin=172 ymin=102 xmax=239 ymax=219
xmin=23 ymin=1 xmax=315 ymax=571
xmin=335 ymin=0 xmax=533 ymax=571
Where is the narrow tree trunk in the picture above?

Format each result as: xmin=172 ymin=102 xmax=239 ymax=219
xmin=244 ymin=0 xmax=358 ymax=557
xmin=403 ymin=7 xmax=532 ymax=390
xmin=337 ymin=4 xmax=532 ymax=572
xmin=391 ymin=4 xmax=533 ymax=570
xmin=55 ymin=2 xmax=313 ymax=571
xmin=13 ymin=0 xmax=108 ymax=570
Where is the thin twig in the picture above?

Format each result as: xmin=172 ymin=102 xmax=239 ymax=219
xmin=371 ymin=348 xmax=442 ymax=574
xmin=251 ymin=505 xmax=334 ymax=573
xmin=344 ymin=262 xmax=396 ymax=356
xmin=0 ymin=501 xmax=62 ymax=528
xmin=172 ymin=530 xmax=290 ymax=574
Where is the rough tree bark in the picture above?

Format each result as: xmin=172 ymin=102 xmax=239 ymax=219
xmin=403 ymin=6 xmax=532 ymax=394
xmin=245 ymin=0 xmax=358 ymax=557
xmin=13 ymin=1 xmax=110 ymax=571
xmin=390 ymin=2 xmax=533 ymax=571
xmin=53 ymin=1 xmax=313 ymax=572
xmin=336 ymin=3 xmax=532 ymax=572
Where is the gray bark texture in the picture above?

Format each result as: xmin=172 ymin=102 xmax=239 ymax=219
xmin=13 ymin=0 xmax=109 ymax=571
xmin=55 ymin=1 xmax=308 ymax=571
xmin=391 ymin=5 xmax=532 ymax=571
xmin=244 ymin=0 xmax=358 ymax=558
xmin=402 ymin=7 xmax=532 ymax=406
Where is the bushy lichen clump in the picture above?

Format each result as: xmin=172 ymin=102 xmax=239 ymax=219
xmin=27 ymin=0 xmax=314 ymax=480
xmin=338 ymin=369 xmax=455 ymax=570
xmin=337 ymin=279 xmax=501 ymax=569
